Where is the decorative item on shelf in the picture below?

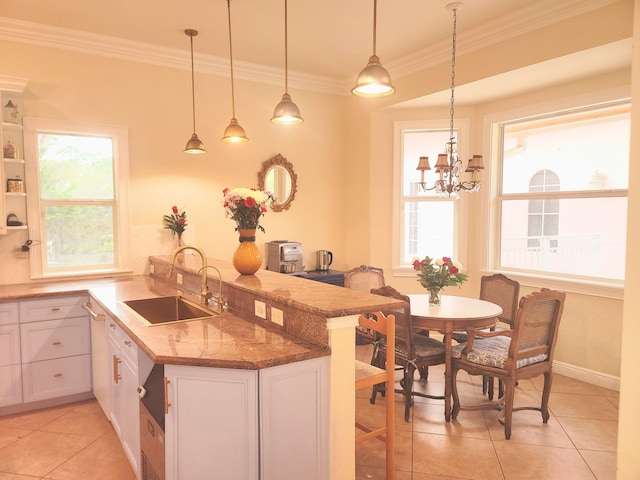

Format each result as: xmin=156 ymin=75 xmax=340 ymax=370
xmin=270 ymin=0 xmax=303 ymax=124
xmin=221 ymin=0 xmax=248 ymax=143
xmin=412 ymin=255 xmax=467 ymax=305
xmin=163 ymin=206 xmax=187 ymax=260
xmin=183 ymin=29 xmax=206 ymax=154
xmin=415 ymin=2 xmax=483 ymax=198
xmin=223 ymin=187 xmax=274 ymax=274
xmin=3 ymin=100 xmax=19 ymax=124
xmin=352 ymin=0 xmax=395 ymax=98
xmin=6 ymin=213 xmax=23 ymax=227
xmin=3 ymin=140 xmax=16 ymax=159
xmin=6 ymin=176 xmax=23 ymax=193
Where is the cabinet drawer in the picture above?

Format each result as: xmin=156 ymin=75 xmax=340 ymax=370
xmin=0 ymin=364 xmax=22 ymax=407
xmin=108 ymin=320 xmax=138 ymax=364
xmin=20 ymin=317 xmax=90 ymax=363
xmin=0 ymin=324 xmax=21 ymax=366
xmin=22 ymin=354 xmax=92 ymax=403
xmin=19 ymin=295 xmax=88 ymax=324
xmin=0 ymin=302 xmax=19 ymax=326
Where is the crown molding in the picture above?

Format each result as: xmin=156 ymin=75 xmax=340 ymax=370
xmin=0 ymin=0 xmax=621 ymax=96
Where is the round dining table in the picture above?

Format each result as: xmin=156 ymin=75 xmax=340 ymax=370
xmin=408 ymin=294 xmax=503 ymax=421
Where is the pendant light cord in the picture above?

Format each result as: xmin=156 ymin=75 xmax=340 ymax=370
xmin=227 ymin=0 xmax=237 ymax=117
xmin=372 ymin=0 xmax=378 ymax=56
xmin=189 ymin=32 xmax=197 ymax=133
xmin=284 ymin=0 xmax=289 ymax=93
xmin=449 ymin=7 xmax=457 ymax=145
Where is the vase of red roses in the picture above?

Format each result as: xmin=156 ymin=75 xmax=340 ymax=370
xmin=413 ymin=255 xmax=468 ymax=305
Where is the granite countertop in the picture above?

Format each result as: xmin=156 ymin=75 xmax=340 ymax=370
xmin=0 ymin=275 xmax=331 ymax=370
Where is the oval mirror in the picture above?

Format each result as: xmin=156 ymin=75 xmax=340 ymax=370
xmin=258 ymin=153 xmax=297 ymax=212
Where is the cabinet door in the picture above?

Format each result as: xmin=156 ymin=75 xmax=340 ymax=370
xmin=0 ymin=324 xmax=20 ymax=366
xmin=260 ymin=357 xmax=329 ymax=480
xmin=165 ymin=364 xmax=259 ymax=480
xmin=87 ymin=300 xmax=110 ymax=417
xmin=0 ymin=364 xmax=22 ymax=407
xmin=22 ymin=354 xmax=92 ymax=403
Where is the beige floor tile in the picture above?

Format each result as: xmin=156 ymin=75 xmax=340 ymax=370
xmin=495 ymin=442 xmax=596 ymax=479
xmin=549 ymin=393 xmax=619 ymax=420
xmin=0 ymin=473 xmax=41 ymax=479
xmin=0 ymin=426 xmax=31 ymax=450
xmin=412 ymin=432 xmax=503 ymax=480
xmin=0 ymin=430 xmax=95 ymax=477
xmin=556 ymin=417 xmax=618 ymax=452
xmin=0 ymin=404 xmax=75 ymax=431
xmin=356 ymin=430 xmax=412 ymax=473
xmin=485 ymin=410 xmax=574 ymax=447
xmin=39 ymin=401 xmax=112 ymax=439
xmin=44 ymin=430 xmax=136 ymax=480
xmin=413 ymin=402 xmax=491 ymax=439
xmin=532 ymin=374 xmax=603 ymax=396
xmin=579 ymin=449 xmax=617 ymax=480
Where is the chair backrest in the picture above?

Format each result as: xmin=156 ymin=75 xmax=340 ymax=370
xmin=508 ymin=288 xmax=565 ymax=369
xmin=344 ymin=265 xmax=385 ymax=292
xmin=479 ymin=273 xmax=520 ymax=328
xmin=370 ymin=285 xmax=413 ymax=352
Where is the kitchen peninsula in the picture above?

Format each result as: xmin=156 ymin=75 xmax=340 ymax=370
xmin=0 ymin=254 xmax=404 ymax=480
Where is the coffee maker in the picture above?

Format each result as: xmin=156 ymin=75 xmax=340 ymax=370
xmin=266 ymin=240 xmax=304 ymax=274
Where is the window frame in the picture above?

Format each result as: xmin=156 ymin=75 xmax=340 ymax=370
xmin=23 ymin=117 xmax=132 ymax=279
xmin=482 ymin=87 xmax=630 ymax=299
xmin=392 ymin=119 xmax=471 ymax=277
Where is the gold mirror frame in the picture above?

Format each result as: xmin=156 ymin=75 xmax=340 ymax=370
xmin=258 ymin=153 xmax=297 ymax=212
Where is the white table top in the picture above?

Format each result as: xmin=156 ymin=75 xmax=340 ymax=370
xmin=408 ymin=294 xmax=503 ymax=321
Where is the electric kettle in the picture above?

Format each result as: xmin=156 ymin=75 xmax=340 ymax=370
xmin=316 ymin=250 xmax=333 ymax=271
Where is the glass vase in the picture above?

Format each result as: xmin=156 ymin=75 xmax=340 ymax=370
xmin=233 ymin=229 xmax=262 ymax=275
xmin=428 ymin=288 xmax=442 ymax=306
xmin=173 ymin=233 xmax=186 ymax=263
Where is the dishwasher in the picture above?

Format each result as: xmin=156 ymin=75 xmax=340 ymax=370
xmin=139 ymin=364 xmax=165 ymax=480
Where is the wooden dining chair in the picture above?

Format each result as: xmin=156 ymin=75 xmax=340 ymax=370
xmin=452 ymin=273 xmax=520 ymax=399
xmin=355 ymin=311 xmax=395 ymax=480
xmin=369 ymin=286 xmax=446 ymax=422
xmin=345 ymin=265 xmax=386 ymax=344
xmin=450 ymin=288 xmax=566 ymax=440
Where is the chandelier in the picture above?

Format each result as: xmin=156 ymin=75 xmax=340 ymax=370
xmin=416 ymin=2 xmax=483 ymax=197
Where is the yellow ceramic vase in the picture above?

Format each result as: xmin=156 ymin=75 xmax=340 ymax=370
xmin=233 ymin=229 xmax=262 ymax=275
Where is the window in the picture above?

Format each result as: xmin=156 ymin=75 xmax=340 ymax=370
xmin=24 ymin=118 xmax=130 ymax=278
xmin=393 ymin=120 xmax=469 ymax=274
xmin=496 ymin=101 xmax=629 ymax=282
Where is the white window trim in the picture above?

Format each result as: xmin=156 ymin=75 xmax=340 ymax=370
xmin=391 ymin=118 xmax=471 ymax=278
xmin=23 ymin=117 xmax=132 ymax=280
xmin=480 ymin=86 xmax=630 ymax=300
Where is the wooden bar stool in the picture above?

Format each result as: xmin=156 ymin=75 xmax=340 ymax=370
xmin=355 ymin=311 xmax=395 ymax=480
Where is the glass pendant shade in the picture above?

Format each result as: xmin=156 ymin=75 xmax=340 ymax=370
xmin=352 ymin=55 xmax=395 ymax=97
xmin=271 ymin=93 xmax=303 ymax=124
xmin=222 ymin=117 xmax=249 ymax=143
xmin=185 ymin=133 xmax=207 ymax=153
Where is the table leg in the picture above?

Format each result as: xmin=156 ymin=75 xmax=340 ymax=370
xmin=443 ymin=327 xmax=453 ymax=422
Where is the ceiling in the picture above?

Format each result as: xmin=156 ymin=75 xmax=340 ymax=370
xmin=0 ymin=0 xmax=630 ymax=101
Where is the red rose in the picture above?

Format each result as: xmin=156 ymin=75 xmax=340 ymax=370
xmin=172 ymin=206 xmax=179 ymax=214
xmin=244 ymin=197 xmax=257 ymax=208
xmin=179 ymin=218 xmax=186 ymax=225
xmin=449 ymin=265 xmax=458 ymax=274
xmin=261 ymin=206 xmax=267 ymax=212
xmin=442 ymin=257 xmax=452 ymax=265
xmin=223 ymin=188 xmax=229 ymax=194
xmin=413 ymin=259 xmax=422 ymax=270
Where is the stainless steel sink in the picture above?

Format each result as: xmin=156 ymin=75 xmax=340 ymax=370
xmin=123 ymin=295 xmax=219 ymax=326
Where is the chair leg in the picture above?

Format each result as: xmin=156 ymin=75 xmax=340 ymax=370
xmin=403 ymin=365 xmax=415 ymax=422
xmin=419 ymin=366 xmax=428 ymax=380
xmin=541 ymin=371 xmax=553 ymax=423
xmin=502 ymin=379 xmax=516 ymax=440
xmin=451 ymin=366 xmax=461 ymax=420
xmin=485 ymin=376 xmax=495 ymax=400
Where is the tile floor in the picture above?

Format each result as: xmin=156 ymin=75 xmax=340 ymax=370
xmin=0 ymin=400 xmax=135 ymax=479
xmin=0 ymin=352 xmax=618 ymax=480
xmin=356 ymin=345 xmax=619 ymax=480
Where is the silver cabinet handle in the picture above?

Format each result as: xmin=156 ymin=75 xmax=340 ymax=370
xmin=83 ymin=302 xmax=105 ymax=322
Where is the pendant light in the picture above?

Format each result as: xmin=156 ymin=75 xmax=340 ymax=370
xmin=352 ymin=0 xmax=395 ymax=98
xmin=271 ymin=0 xmax=303 ymax=124
xmin=222 ymin=0 xmax=248 ymax=142
xmin=184 ymin=29 xmax=206 ymax=154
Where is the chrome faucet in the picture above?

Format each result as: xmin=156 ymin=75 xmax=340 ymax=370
xmin=166 ymin=244 xmax=212 ymax=305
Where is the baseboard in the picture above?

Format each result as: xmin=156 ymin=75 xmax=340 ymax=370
xmin=553 ymin=360 xmax=620 ymax=392
xmin=0 ymin=391 xmax=95 ymax=417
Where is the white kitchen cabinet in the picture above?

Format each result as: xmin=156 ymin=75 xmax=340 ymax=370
xmin=164 ymin=364 xmax=259 ymax=480
xmin=0 ymin=314 xmax=22 ymax=406
xmin=108 ymin=318 xmax=153 ymax=479
xmin=84 ymin=299 xmax=110 ymax=417
xmin=164 ymin=356 xmax=329 ymax=480
xmin=19 ymin=295 xmax=92 ymax=404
